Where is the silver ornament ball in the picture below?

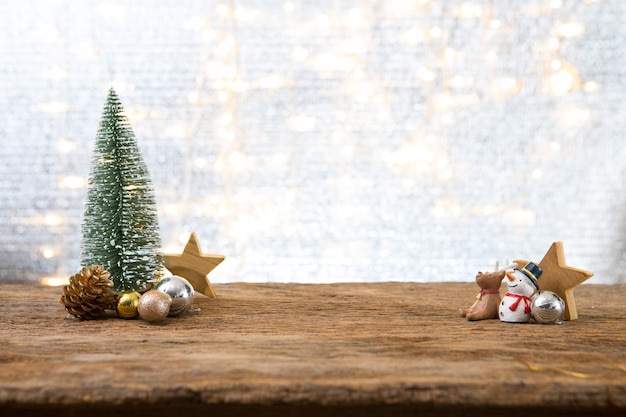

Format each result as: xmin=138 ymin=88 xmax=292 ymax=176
xmin=531 ymin=291 xmax=565 ymax=324
xmin=154 ymin=275 xmax=195 ymax=317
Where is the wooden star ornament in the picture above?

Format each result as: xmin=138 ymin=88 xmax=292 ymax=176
xmin=515 ymin=241 xmax=593 ymax=321
xmin=163 ymin=232 xmax=225 ymax=298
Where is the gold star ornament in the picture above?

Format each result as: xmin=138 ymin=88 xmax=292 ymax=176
xmin=163 ymin=232 xmax=225 ymax=298
xmin=515 ymin=241 xmax=593 ymax=321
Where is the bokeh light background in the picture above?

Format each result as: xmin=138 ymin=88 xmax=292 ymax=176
xmin=1 ymin=0 xmax=624 ymax=284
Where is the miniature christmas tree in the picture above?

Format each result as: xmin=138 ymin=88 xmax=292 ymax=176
xmin=81 ymin=88 xmax=163 ymax=293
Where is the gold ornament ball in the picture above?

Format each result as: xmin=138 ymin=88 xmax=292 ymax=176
xmin=137 ymin=290 xmax=172 ymax=323
xmin=116 ymin=291 xmax=141 ymax=319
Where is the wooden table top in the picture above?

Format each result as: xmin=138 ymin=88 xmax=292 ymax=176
xmin=1 ymin=282 xmax=625 ymax=417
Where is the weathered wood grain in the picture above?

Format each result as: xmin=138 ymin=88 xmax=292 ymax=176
xmin=1 ymin=283 xmax=625 ymax=416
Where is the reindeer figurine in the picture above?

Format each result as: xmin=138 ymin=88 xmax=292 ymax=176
xmin=459 ymin=267 xmax=507 ymax=321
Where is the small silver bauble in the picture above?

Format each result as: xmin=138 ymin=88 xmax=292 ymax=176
xmin=154 ymin=275 xmax=194 ymax=317
xmin=531 ymin=291 xmax=565 ymax=324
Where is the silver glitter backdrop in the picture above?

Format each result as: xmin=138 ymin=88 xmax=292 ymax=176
xmin=1 ymin=0 xmax=624 ymax=284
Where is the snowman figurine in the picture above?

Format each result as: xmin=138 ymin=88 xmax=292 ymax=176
xmin=499 ymin=262 xmax=542 ymax=323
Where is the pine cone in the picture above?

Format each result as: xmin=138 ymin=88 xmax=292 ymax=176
xmin=61 ymin=265 xmax=116 ymax=319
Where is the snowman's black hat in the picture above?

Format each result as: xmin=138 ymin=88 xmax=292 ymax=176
xmin=516 ymin=262 xmax=542 ymax=291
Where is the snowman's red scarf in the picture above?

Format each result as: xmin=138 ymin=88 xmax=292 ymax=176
xmin=506 ymin=292 xmax=532 ymax=313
